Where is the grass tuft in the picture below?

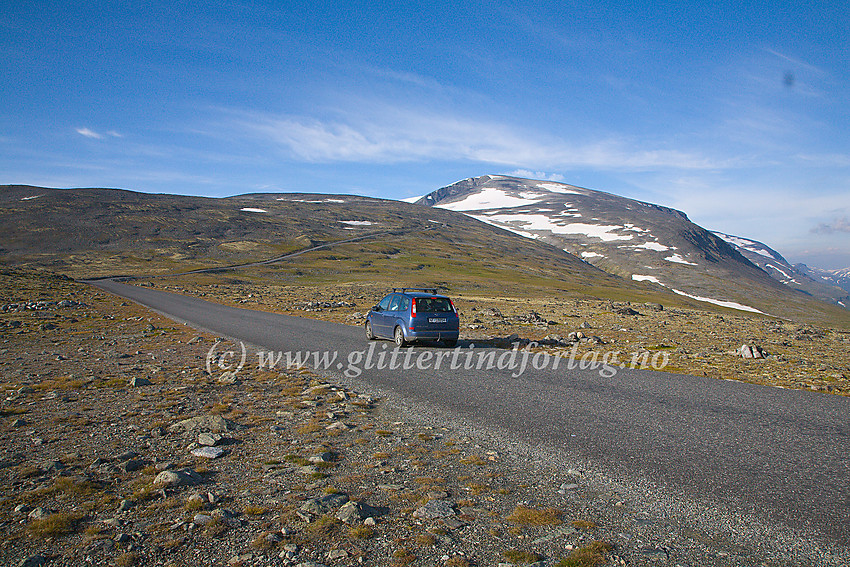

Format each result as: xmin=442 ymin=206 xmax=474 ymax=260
xmin=27 ymin=512 xmax=82 ymax=537
xmin=556 ymin=541 xmax=612 ymax=567
xmin=506 ymin=505 xmax=563 ymax=526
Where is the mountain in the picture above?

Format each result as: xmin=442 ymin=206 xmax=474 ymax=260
xmin=795 ymin=264 xmax=850 ymax=297
xmin=3 ymin=183 xmax=848 ymax=326
xmin=0 ymin=184 xmax=664 ymax=304
xmin=712 ymin=232 xmax=850 ymax=308
xmin=414 ymin=175 xmax=847 ymax=319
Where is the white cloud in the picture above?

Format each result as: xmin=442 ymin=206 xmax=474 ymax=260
xmin=75 ymin=127 xmax=123 ymax=139
xmin=504 ymin=170 xmax=565 ymax=181
xmin=812 ymin=216 xmax=850 ymax=234
xmin=229 ymin=106 xmax=724 ymax=171
xmin=76 ymin=127 xmax=102 ymax=139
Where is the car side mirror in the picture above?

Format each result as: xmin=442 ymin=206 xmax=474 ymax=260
xmin=372 ymin=305 xmax=381 ymax=312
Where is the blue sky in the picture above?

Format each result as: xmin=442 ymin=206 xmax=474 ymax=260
xmin=2 ymin=0 xmax=849 ymax=268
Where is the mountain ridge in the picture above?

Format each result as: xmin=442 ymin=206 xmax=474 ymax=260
xmin=414 ymin=175 xmax=848 ymax=320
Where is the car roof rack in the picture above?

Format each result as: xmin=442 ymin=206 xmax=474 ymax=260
xmin=393 ymin=287 xmax=441 ymax=295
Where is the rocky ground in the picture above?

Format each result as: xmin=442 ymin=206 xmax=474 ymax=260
xmin=135 ymin=279 xmax=850 ymax=396
xmin=1 ymin=268 xmax=848 ymax=567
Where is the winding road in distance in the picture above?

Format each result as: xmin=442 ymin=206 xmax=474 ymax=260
xmin=90 ymin=279 xmax=850 ymax=548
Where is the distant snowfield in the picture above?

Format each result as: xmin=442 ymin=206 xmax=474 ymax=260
xmin=536 ymin=182 xmax=583 ymax=194
xmin=401 ymin=195 xmax=423 ymax=203
xmin=284 ymin=198 xmax=346 ymax=203
xmin=765 ymin=263 xmax=799 ymax=284
xmin=470 ymin=212 xmax=634 ymax=242
xmin=632 ymin=275 xmax=764 ymax=312
xmin=632 ymin=274 xmax=661 ymax=284
xmin=713 ymin=231 xmax=781 ymax=261
xmin=240 ymin=207 xmax=267 ymax=213
xmin=581 ymin=251 xmax=604 ymax=259
xmin=339 ymin=220 xmax=373 ymax=226
xmin=438 ymin=187 xmax=542 ymax=211
xmin=665 ymin=253 xmax=698 ymax=265
xmin=671 ymin=289 xmax=764 ymax=313
xmin=21 ymin=194 xmax=44 ymax=201
xmin=632 ymin=241 xmax=670 ymax=252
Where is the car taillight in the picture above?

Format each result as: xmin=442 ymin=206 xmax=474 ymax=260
xmin=450 ymin=300 xmax=458 ymax=314
xmin=411 ymin=298 xmax=417 ymax=318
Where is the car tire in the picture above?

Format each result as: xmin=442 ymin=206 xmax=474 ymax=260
xmin=443 ymin=339 xmax=457 ymax=348
xmin=394 ymin=326 xmax=407 ymax=347
xmin=365 ymin=321 xmax=376 ymax=340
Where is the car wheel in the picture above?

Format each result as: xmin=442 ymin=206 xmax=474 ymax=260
xmin=443 ymin=339 xmax=457 ymax=348
xmin=394 ymin=326 xmax=407 ymax=347
xmin=365 ymin=321 xmax=376 ymax=340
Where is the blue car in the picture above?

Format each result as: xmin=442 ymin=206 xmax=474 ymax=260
xmin=365 ymin=288 xmax=459 ymax=347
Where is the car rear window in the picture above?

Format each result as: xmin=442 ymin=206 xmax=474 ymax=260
xmin=416 ymin=297 xmax=453 ymax=313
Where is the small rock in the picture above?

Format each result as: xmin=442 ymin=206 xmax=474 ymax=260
xmin=218 ymin=371 xmax=239 ymax=384
xmin=191 ymin=446 xmax=226 ymax=459
xmin=153 ymin=467 xmax=203 ymax=488
xmin=616 ymin=307 xmax=640 ymax=316
xmin=326 ymin=549 xmax=348 ymax=560
xmin=308 ymin=451 xmax=335 ymax=463
xmin=193 ymin=513 xmax=214 ymax=526
xmin=117 ymin=499 xmax=134 ymax=512
xmin=28 ymin=507 xmax=50 ymax=520
xmin=197 ymin=433 xmax=223 ymax=447
xmin=413 ymin=499 xmax=455 ymax=519
xmin=122 ymin=459 xmax=145 ymax=472
xmin=301 ymin=493 xmax=349 ymax=515
xmin=168 ymin=414 xmax=234 ymax=434
xmin=128 ymin=377 xmax=152 ymax=387
xmin=336 ymin=501 xmax=377 ymax=524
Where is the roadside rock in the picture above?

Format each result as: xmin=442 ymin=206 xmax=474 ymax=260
xmin=336 ymin=500 xmax=378 ymax=524
xmin=153 ymin=467 xmax=203 ymax=488
xmin=301 ymin=493 xmax=350 ymax=515
xmin=739 ymin=344 xmax=767 ymax=359
xmin=412 ymin=499 xmax=456 ymax=519
xmin=191 ymin=446 xmax=226 ymax=459
xmin=198 ymin=432 xmax=223 ymax=446
xmin=169 ymin=414 xmax=235 ymax=434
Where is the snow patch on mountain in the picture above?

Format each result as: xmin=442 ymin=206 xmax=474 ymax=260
xmin=713 ymin=232 xmax=782 ymax=261
xmin=671 ymin=289 xmax=764 ymax=313
xmin=632 ymin=241 xmax=670 ymax=252
xmin=468 ymin=213 xmax=634 ymax=242
xmin=437 ymin=187 xmax=542 ymax=211
xmin=665 ymin=253 xmax=698 ymax=265
xmin=536 ymin=182 xmax=584 ymax=194
xmin=632 ymin=275 xmax=662 ymax=284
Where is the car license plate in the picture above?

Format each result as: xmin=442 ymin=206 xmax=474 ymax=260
xmin=429 ymin=318 xmax=447 ymax=323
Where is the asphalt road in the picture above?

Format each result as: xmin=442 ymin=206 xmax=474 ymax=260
xmin=90 ymin=279 xmax=849 ymax=546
